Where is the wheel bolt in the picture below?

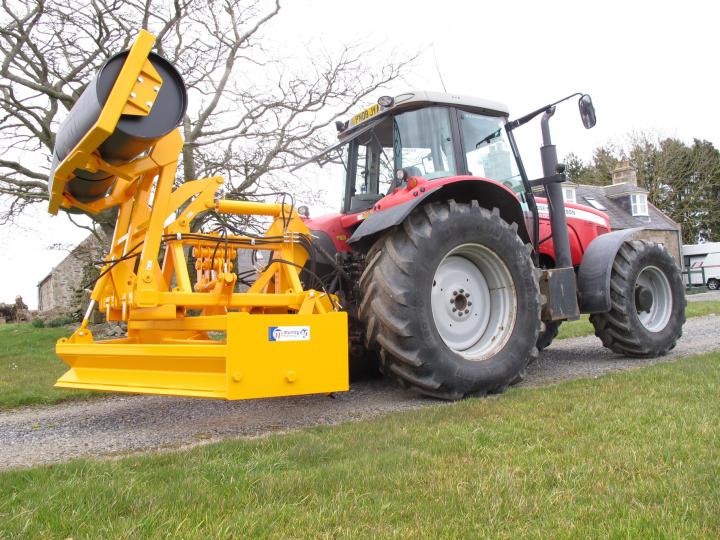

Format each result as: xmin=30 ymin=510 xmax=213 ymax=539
xmin=450 ymin=299 xmax=454 ymax=304
xmin=464 ymin=292 xmax=470 ymax=297
xmin=468 ymin=302 xmax=472 ymax=306
xmin=453 ymin=290 xmax=457 ymax=295
xmin=464 ymin=309 xmax=469 ymax=314
xmin=452 ymin=307 xmax=457 ymax=312
xmin=459 ymin=288 xmax=464 ymax=293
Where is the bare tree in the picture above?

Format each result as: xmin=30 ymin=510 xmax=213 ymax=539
xmin=0 ymin=0 xmax=413 ymax=231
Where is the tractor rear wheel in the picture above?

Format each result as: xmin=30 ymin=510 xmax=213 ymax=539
xmin=358 ymin=200 xmax=542 ymax=400
xmin=590 ymin=240 xmax=685 ymax=357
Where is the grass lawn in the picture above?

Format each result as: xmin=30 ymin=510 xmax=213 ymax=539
xmin=0 ymin=352 xmax=719 ymax=538
xmin=556 ymin=299 xmax=720 ymax=341
xmin=0 ymin=324 xmax=99 ymax=409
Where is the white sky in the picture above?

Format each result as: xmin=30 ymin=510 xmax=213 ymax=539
xmin=1 ymin=0 xmax=718 ymax=308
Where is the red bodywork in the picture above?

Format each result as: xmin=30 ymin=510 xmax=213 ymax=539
xmin=304 ymin=176 xmax=611 ymax=266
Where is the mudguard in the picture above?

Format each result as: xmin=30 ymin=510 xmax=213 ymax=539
xmin=347 ymin=196 xmax=421 ymax=245
xmin=577 ymin=227 xmax=642 ymax=313
xmin=347 ymin=180 xmax=529 ymax=249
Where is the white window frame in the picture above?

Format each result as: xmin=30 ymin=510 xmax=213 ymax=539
xmin=631 ymin=194 xmax=648 ymax=216
xmin=583 ymin=197 xmax=607 ymax=211
xmin=562 ymin=187 xmax=576 ymax=204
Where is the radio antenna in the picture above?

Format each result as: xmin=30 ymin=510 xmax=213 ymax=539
xmin=432 ymin=43 xmax=448 ymax=92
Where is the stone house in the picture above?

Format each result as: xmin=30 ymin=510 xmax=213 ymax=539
xmin=559 ymin=162 xmax=683 ymax=265
xmin=37 ymin=234 xmax=104 ymax=314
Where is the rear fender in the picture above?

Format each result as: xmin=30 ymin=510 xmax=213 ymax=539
xmin=347 ymin=179 xmax=530 ymax=250
xmin=577 ymin=227 xmax=642 ymax=313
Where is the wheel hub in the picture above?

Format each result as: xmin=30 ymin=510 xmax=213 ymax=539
xmin=450 ymin=289 xmax=470 ymax=315
xmin=635 ymin=285 xmax=654 ymax=312
xmin=430 ymin=244 xmax=516 ymax=361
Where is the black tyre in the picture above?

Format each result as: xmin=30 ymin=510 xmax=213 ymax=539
xmin=536 ymin=321 xmax=560 ymax=352
xmin=358 ymin=200 xmax=542 ymax=400
xmin=590 ymin=240 xmax=686 ymax=357
xmin=708 ymin=278 xmax=719 ymax=291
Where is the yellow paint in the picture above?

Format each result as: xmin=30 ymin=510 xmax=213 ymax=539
xmin=50 ymin=31 xmax=349 ymax=401
xmin=56 ymin=312 xmax=348 ymax=399
xmin=351 ymin=103 xmax=380 ymax=126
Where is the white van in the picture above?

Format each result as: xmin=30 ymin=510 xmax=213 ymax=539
xmin=683 ymin=242 xmax=720 ymax=290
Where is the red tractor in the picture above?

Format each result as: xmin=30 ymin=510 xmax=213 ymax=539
xmin=299 ymin=91 xmax=685 ymax=399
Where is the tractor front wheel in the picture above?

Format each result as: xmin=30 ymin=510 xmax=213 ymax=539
xmin=359 ymin=200 xmax=542 ymax=400
xmin=590 ymin=240 xmax=685 ymax=357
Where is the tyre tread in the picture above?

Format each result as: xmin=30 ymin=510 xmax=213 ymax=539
xmin=358 ymin=200 xmax=542 ymax=399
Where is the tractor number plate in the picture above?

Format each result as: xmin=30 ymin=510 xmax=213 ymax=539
xmin=351 ymin=103 xmax=380 ymax=126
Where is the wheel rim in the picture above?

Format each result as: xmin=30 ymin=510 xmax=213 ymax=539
xmin=709 ymin=280 xmax=719 ymax=290
xmin=635 ymin=265 xmax=672 ymax=332
xmin=430 ymin=243 xmax=516 ymax=361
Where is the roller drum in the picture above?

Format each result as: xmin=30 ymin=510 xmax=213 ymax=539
xmin=49 ymin=50 xmax=187 ymax=203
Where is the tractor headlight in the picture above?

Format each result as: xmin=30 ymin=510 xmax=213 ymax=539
xmin=377 ymin=95 xmax=394 ymax=108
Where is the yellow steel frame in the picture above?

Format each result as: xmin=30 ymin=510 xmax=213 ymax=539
xmin=49 ymin=31 xmax=348 ymax=400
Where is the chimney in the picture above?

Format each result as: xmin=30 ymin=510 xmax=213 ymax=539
xmin=612 ymin=160 xmax=637 ymax=186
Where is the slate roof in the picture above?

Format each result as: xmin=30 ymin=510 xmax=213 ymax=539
xmin=575 ymin=184 xmax=679 ymax=231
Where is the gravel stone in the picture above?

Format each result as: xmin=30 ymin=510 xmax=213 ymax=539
xmin=1 ymin=315 xmax=718 ymax=470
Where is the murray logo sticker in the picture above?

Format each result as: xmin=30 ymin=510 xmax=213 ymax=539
xmin=268 ymin=326 xmax=311 ymax=342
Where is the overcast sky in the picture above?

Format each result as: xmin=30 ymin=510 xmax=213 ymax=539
xmin=1 ymin=0 xmax=718 ymax=308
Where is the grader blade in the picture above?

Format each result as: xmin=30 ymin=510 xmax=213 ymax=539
xmin=55 ymin=313 xmax=348 ymax=399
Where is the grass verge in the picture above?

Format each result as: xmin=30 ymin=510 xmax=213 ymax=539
xmin=0 ymin=324 xmax=99 ymax=409
xmin=1 ymin=352 xmax=719 ymax=538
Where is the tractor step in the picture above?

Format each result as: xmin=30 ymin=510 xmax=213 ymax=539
xmin=55 ymin=312 xmax=349 ymax=400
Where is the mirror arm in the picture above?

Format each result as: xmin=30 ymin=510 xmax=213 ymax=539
xmin=506 ymin=92 xmax=583 ymax=132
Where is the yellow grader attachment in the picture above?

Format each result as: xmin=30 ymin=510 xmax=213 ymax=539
xmin=48 ymin=30 xmax=348 ymax=400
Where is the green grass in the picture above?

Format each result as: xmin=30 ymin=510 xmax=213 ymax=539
xmin=1 ymin=352 xmax=719 ymax=538
xmin=0 ymin=324 xmax=99 ymax=409
xmin=556 ymin=299 xmax=720 ymax=341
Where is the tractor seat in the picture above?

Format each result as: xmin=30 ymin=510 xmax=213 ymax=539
xmin=350 ymin=193 xmax=383 ymax=212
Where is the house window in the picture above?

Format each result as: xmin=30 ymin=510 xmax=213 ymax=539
xmin=583 ymin=197 xmax=607 ymax=211
xmin=630 ymin=194 xmax=648 ymax=216
xmin=562 ymin=187 xmax=576 ymax=204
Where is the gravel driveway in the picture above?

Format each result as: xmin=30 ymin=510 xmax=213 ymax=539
xmin=1 ymin=314 xmax=718 ymax=471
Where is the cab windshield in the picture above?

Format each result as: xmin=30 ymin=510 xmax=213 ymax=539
xmin=458 ymin=111 xmax=521 ymax=192
xmin=344 ymin=107 xmax=457 ymax=208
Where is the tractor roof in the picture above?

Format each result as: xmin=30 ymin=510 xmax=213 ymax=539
xmin=384 ymin=90 xmax=509 ymax=116
xmin=339 ymin=91 xmax=509 ymax=140
xmin=293 ymin=91 xmax=510 ymax=170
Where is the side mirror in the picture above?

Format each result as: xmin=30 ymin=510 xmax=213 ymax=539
xmin=579 ymin=94 xmax=596 ymax=129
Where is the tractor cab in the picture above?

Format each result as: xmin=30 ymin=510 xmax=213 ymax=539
xmin=303 ymin=91 xmax=523 ymax=214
